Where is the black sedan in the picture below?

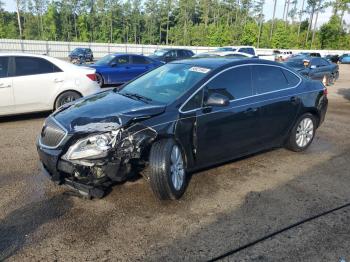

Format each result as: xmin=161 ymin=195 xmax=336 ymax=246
xmin=37 ymin=59 xmax=328 ymax=200
xmin=149 ymin=48 xmax=194 ymax=63
xmin=69 ymin=48 xmax=94 ymax=62
xmin=284 ymin=56 xmax=339 ymax=86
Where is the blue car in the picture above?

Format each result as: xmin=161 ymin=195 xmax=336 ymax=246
xmin=340 ymin=54 xmax=350 ymax=64
xmin=89 ymin=54 xmax=163 ymax=87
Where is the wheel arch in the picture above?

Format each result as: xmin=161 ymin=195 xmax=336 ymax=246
xmin=53 ymin=89 xmax=83 ymax=110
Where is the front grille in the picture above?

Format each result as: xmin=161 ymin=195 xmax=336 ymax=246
xmin=39 ymin=117 xmax=67 ymax=148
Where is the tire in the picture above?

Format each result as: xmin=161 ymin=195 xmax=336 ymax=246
xmin=285 ymin=113 xmax=316 ymax=152
xmin=96 ymin=73 xmax=104 ymax=87
xmin=148 ymin=139 xmax=188 ymax=200
xmin=54 ymin=91 xmax=81 ymax=110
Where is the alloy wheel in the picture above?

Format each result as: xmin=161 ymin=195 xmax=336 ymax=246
xmin=296 ymin=117 xmax=314 ymax=148
xmin=170 ymin=145 xmax=185 ymax=191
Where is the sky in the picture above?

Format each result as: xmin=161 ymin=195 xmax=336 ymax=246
xmin=2 ymin=0 xmax=350 ymax=28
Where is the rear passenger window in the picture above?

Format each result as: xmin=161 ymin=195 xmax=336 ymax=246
xmin=206 ymin=66 xmax=252 ymax=100
xmin=182 ymin=89 xmax=203 ymax=111
xmin=0 ymin=57 xmax=9 ymax=78
xmin=15 ymin=57 xmax=61 ymax=76
xmin=282 ymin=69 xmax=300 ymax=87
xmin=132 ymin=56 xmax=150 ymax=64
xmin=252 ymin=65 xmax=289 ymax=94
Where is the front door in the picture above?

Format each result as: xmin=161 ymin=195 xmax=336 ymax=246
xmin=194 ymin=65 xmax=262 ymax=166
xmin=0 ymin=56 xmax=15 ymax=115
xmin=108 ymin=55 xmax=133 ymax=84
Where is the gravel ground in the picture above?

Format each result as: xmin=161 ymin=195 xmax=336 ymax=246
xmin=0 ymin=65 xmax=349 ymax=262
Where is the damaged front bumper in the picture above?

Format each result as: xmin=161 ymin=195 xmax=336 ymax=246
xmin=37 ymin=123 xmax=158 ymax=198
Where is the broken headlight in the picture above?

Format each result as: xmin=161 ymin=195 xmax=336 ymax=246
xmin=64 ymin=133 xmax=113 ymax=160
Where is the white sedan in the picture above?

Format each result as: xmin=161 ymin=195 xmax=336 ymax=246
xmin=0 ymin=53 xmax=101 ymax=116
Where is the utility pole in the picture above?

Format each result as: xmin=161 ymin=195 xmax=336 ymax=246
xmin=15 ymin=0 xmax=23 ymax=38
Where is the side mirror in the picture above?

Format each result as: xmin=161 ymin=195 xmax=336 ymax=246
xmin=204 ymin=93 xmax=230 ymax=107
xmin=110 ymin=62 xmax=118 ymax=67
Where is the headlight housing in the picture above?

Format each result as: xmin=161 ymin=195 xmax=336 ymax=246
xmin=64 ymin=133 xmax=113 ymax=161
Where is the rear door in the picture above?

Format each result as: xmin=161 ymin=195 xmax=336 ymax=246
xmin=252 ymin=65 xmax=301 ymax=146
xmin=0 ymin=56 xmax=15 ymax=115
xmin=12 ymin=56 xmax=64 ymax=112
xmin=194 ymin=65 xmax=262 ymax=166
xmin=309 ymin=58 xmax=328 ymax=81
xmin=129 ymin=55 xmax=153 ymax=78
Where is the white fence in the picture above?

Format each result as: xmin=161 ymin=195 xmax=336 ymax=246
xmin=0 ymin=39 xmax=349 ymax=58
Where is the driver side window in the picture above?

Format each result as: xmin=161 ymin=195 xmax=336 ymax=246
xmin=206 ymin=66 xmax=253 ymax=101
xmin=182 ymin=89 xmax=203 ymax=111
xmin=114 ymin=56 xmax=130 ymax=64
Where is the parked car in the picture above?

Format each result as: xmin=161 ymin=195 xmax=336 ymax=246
xmin=274 ymin=50 xmax=293 ymax=61
xmin=340 ymin=54 xmax=350 ymax=64
xmin=299 ymin=52 xmax=321 ymax=57
xmin=149 ymin=48 xmax=194 ymax=63
xmin=0 ymin=53 xmax=100 ymax=116
xmin=325 ymin=54 xmax=340 ymax=64
xmin=89 ymin=54 xmax=163 ymax=87
xmin=284 ymin=56 xmax=339 ymax=86
xmin=215 ymin=46 xmax=256 ymax=56
xmin=37 ymin=58 xmax=328 ymax=200
xmin=193 ymin=51 xmax=254 ymax=58
xmin=69 ymin=48 xmax=94 ymax=62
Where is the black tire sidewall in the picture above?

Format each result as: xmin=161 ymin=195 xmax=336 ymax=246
xmin=165 ymin=141 xmax=188 ymax=199
xmin=288 ymin=113 xmax=316 ymax=152
xmin=96 ymin=73 xmax=104 ymax=87
xmin=149 ymin=139 xmax=188 ymax=200
xmin=55 ymin=91 xmax=81 ymax=110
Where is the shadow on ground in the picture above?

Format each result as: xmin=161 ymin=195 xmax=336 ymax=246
xmin=338 ymin=88 xmax=350 ymax=101
xmin=138 ymin=147 xmax=350 ymax=261
xmin=0 ymin=194 xmax=73 ymax=261
xmin=0 ymin=112 xmax=50 ymax=123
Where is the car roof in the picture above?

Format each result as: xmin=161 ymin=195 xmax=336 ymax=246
xmin=0 ymin=52 xmax=49 ymax=58
xmin=171 ymin=58 xmax=282 ymax=70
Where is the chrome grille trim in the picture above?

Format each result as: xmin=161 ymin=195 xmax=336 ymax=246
xmin=39 ymin=117 xmax=68 ymax=149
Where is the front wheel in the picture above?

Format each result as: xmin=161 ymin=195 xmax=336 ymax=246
xmin=148 ymin=139 xmax=188 ymax=200
xmin=54 ymin=91 xmax=81 ymax=110
xmin=285 ymin=113 xmax=316 ymax=152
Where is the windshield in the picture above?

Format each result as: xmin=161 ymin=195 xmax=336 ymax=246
xmin=72 ymin=48 xmax=83 ymax=54
xmin=153 ymin=49 xmax=168 ymax=56
xmin=95 ymin=54 xmax=115 ymax=65
xmin=119 ymin=63 xmax=210 ymax=104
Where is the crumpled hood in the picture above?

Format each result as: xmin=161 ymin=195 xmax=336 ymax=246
xmin=53 ymin=90 xmax=166 ymax=133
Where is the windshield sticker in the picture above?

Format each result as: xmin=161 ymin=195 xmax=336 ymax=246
xmin=189 ymin=67 xmax=211 ymax=74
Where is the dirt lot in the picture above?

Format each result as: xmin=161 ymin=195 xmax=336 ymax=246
xmin=0 ymin=65 xmax=350 ymax=262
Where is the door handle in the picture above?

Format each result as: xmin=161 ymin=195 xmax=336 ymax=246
xmin=244 ymin=107 xmax=258 ymax=113
xmin=244 ymin=107 xmax=258 ymax=114
xmin=0 ymin=83 xmax=11 ymax=88
xmin=290 ymin=96 xmax=298 ymax=103
xmin=54 ymin=78 xmax=64 ymax=83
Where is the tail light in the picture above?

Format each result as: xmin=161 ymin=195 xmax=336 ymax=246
xmin=323 ymin=87 xmax=328 ymax=96
xmin=86 ymin=73 xmax=96 ymax=81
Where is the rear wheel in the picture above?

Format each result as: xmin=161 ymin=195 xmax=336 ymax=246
xmin=96 ymin=73 xmax=104 ymax=87
xmin=148 ymin=139 xmax=188 ymax=200
xmin=54 ymin=91 xmax=81 ymax=110
xmin=285 ymin=113 xmax=316 ymax=152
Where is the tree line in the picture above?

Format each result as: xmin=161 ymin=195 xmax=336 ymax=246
xmin=0 ymin=0 xmax=349 ymax=50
